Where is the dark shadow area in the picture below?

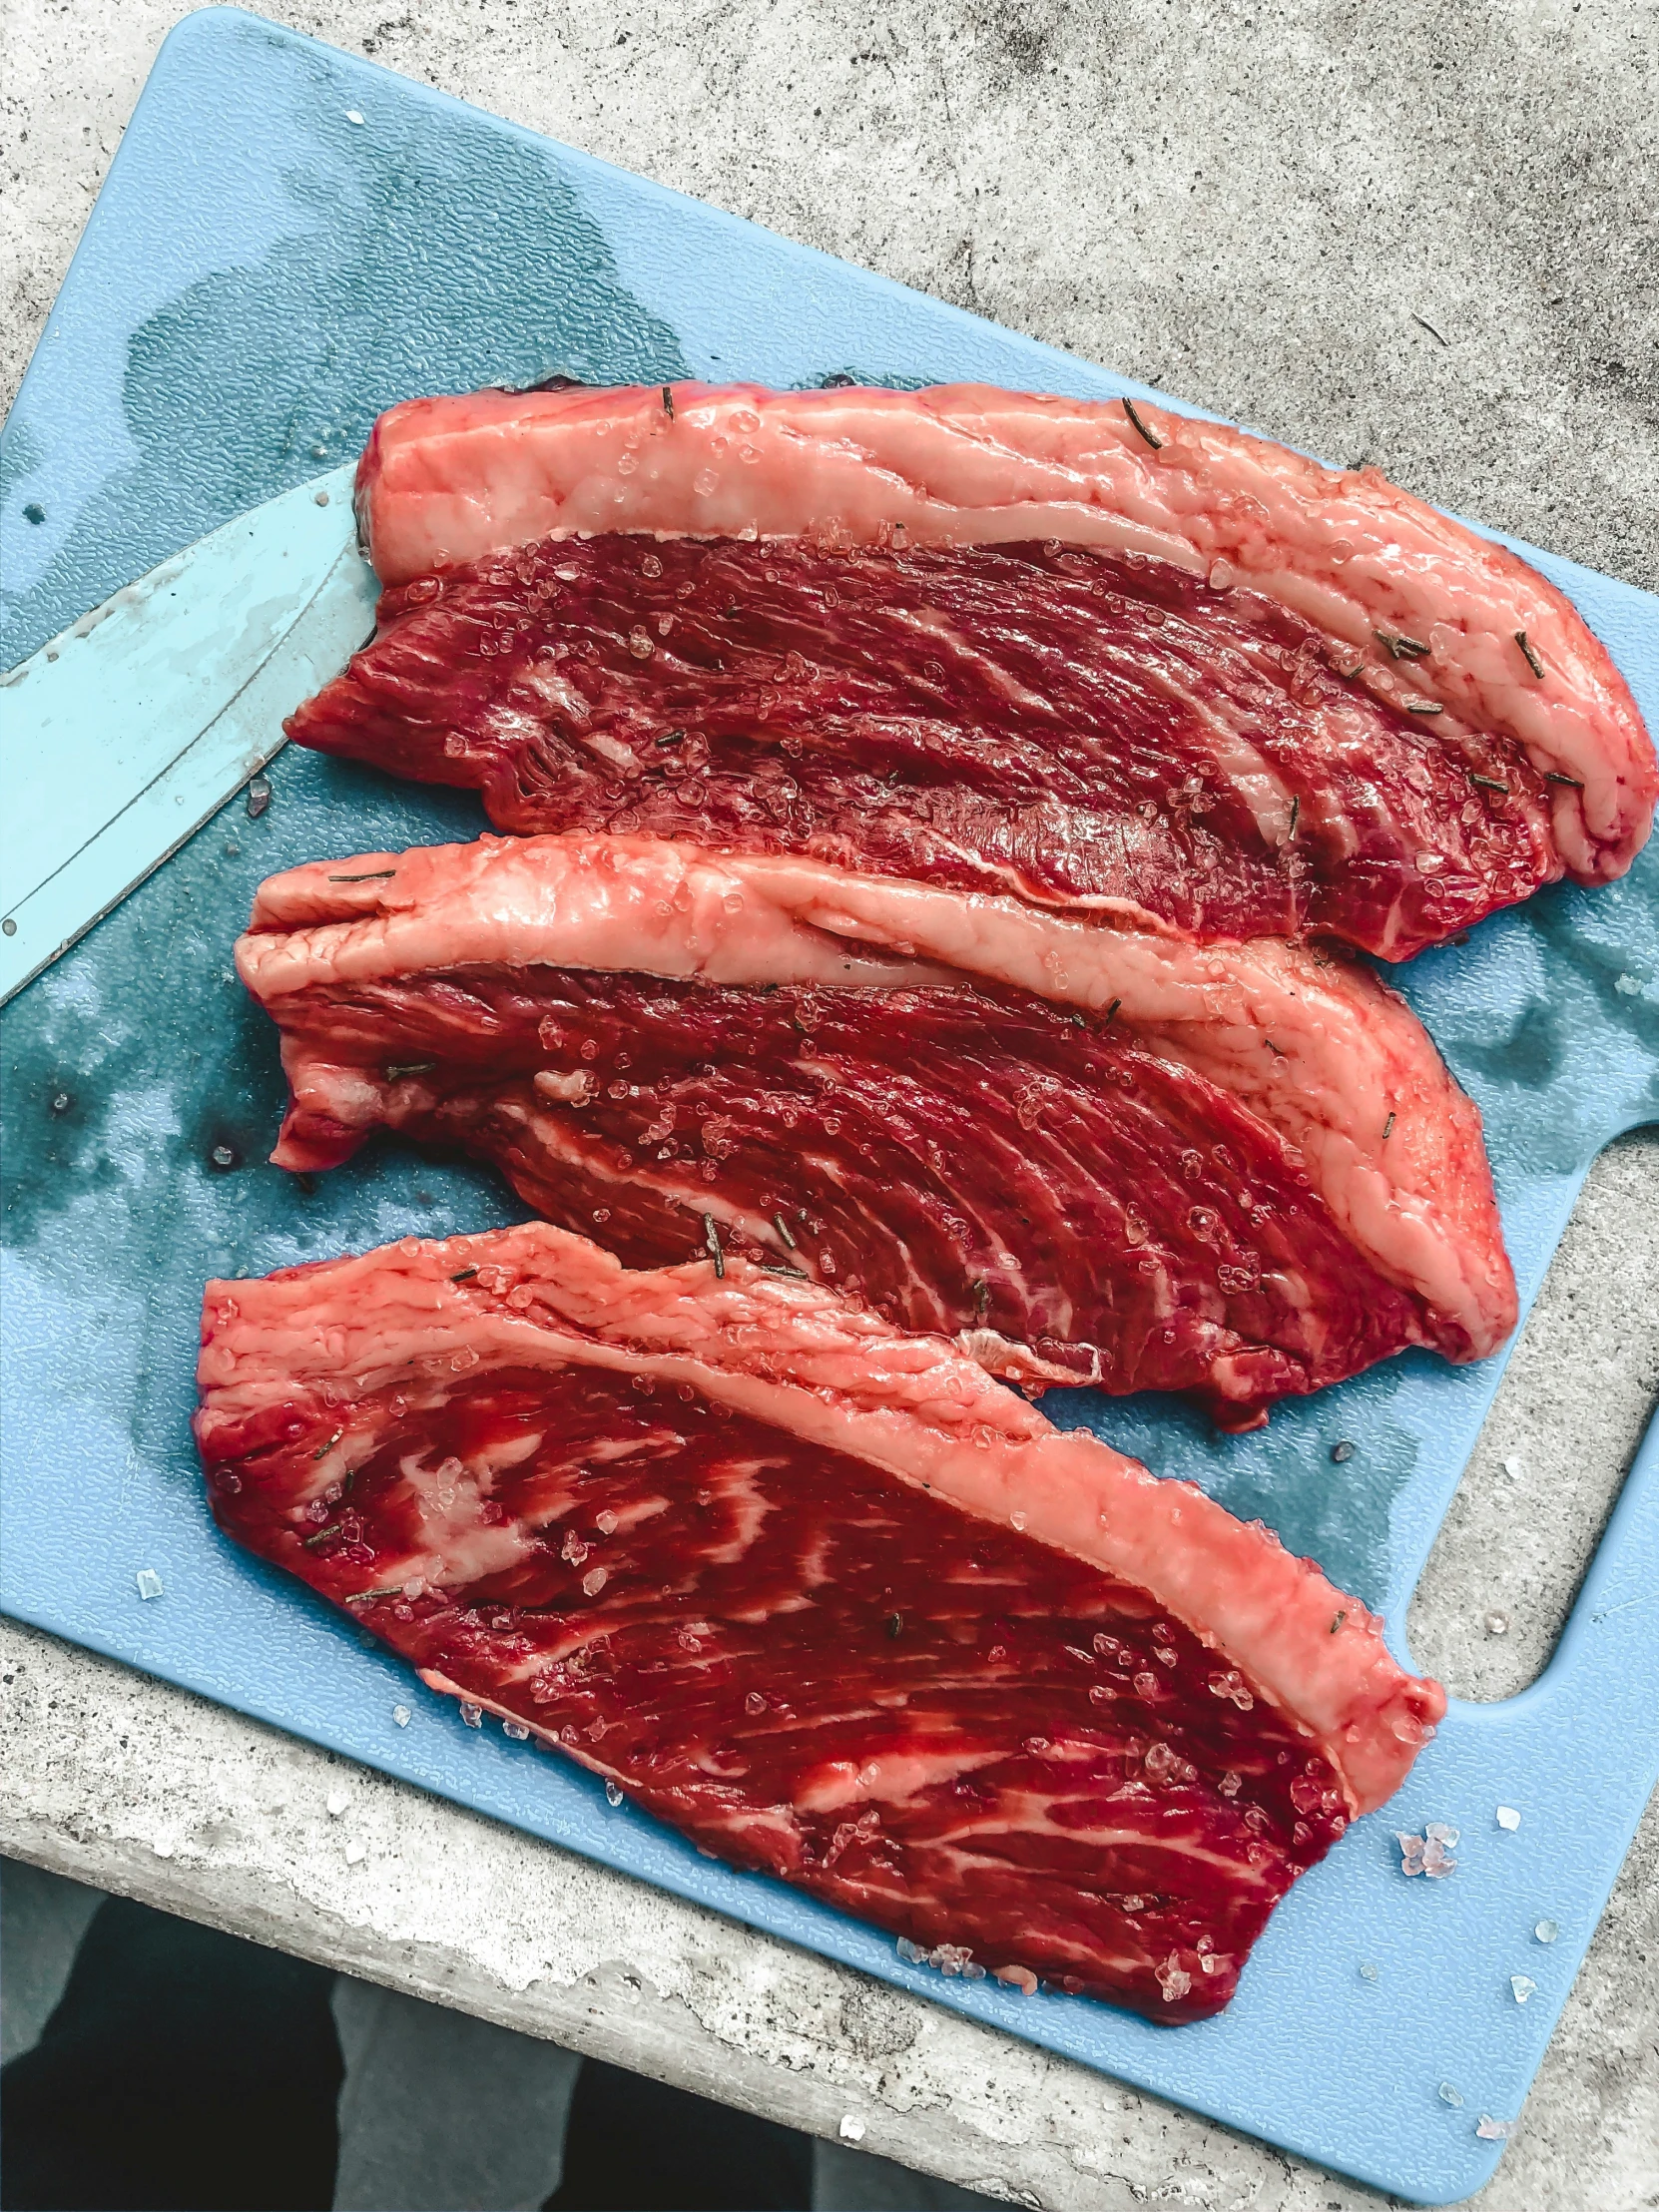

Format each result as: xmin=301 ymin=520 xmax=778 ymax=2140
xmin=0 ymin=1890 xmax=819 ymax=2212
xmin=1 ymin=1896 xmax=342 ymax=2211
xmin=545 ymin=2055 xmax=814 ymax=2212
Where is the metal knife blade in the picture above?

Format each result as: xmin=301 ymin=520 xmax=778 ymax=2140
xmin=0 ymin=464 xmax=378 ymax=1004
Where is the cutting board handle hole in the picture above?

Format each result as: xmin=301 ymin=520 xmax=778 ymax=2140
xmin=1406 ymin=1126 xmax=1659 ymax=1701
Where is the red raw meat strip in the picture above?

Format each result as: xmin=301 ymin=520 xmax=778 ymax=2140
xmin=239 ymin=833 xmax=1516 ymax=1428
xmin=286 ymin=383 xmax=1654 ymax=959
xmin=194 ymin=1222 xmax=1445 ymax=2022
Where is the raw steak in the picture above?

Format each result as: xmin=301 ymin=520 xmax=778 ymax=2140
xmin=239 ymin=832 xmax=1516 ymax=1428
xmin=285 ymin=383 xmax=1655 ymax=959
xmin=194 ymin=1222 xmax=1445 ymax=2023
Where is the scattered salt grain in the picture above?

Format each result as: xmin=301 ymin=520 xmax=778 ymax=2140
xmin=245 ymin=774 xmax=272 ymax=820
xmin=605 ymin=1780 xmax=624 ymax=1806
xmin=325 ymin=1789 xmax=348 ymax=1819
xmin=896 ymin=1937 xmax=926 ymax=1963
xmin=1613 ymin=972 xmax=1640 ymax=996
xmin=1438 ymin=2082 xmax=1464 ymax=2107
xmin=459 ymin=1703 xmax=483 ymax=1728
xmin=1483 ymin=1611 xmax=1510 ymax=1635
xmin=1502 ymin=1455 xmax=1522 ymax=1478
xmin=135 ymin=1568 xmax=164 ymax=1601
xmin=1358 ymin=1960 xmax=1380 ymax=1983
xmin=838 ymin=2116 xmax=866 ymax=2144
xmin=1475 ymin=2115 xmax=1512 ymax=2141
xmin=1495 ymin=1805 xmax=1521 ymax=1832
xmin=392 ymin=1705 xmax=411 ymax=1728
xmin=1534 ymin=1920 xmax=1558 ymax=1944
xmin=1154 ymin=1953 xmax=1193 ymax=2003
xmin=344 ymin=109 xmax=365 ymax=124
xmin=1397 ymin=1827 xmax=1458 ymax=1878
xmin=1330 ymin=1439 xmax=1356 ymax=1463
xmin=343 ymin=1840 xmax=366 ymax=1865
xmin=502 ymin=1718 xmax=530 ymax=1741
xmin=1510 ymin=1973 xmax=1536 ymax=2004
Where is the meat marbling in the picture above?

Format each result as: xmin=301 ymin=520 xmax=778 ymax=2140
xmin=194 ymin=1220 xmax=1445 ymax=2022
xmin=238 ymin=832 xmax=1516 ymax=1428
xmin=284 ymin=383 xmax=1655 ymax=959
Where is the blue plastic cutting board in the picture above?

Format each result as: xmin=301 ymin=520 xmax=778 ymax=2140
xmin=2 ymin=13 xmax=1655 ymax=2202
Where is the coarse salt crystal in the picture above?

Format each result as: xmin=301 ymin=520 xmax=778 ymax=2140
xmin=1397 ymin=1828 xmax=1457 ymax=1878
xmin=325 ymin=1789 xmax=348 ymax=1818
xmin=1510 ymin=1973 xmax=1536 ymax=2004
xmin=135 ymin=1568 xmax=164 ymax=1600
xmin=605 ymin=1779 xmax=624 ymax=1806
xmin=1359 ymin=1960 xmax=1380 ymax=1983
xmin=502 ymin=1718 xmax=530 ymax=1741
xmin=1483 ymin=1611 xmax=1510 ymax=1635
xmin=1154 ymin=1953 xmax=1193 ymax=2002
xmin=838 ymin=2116 xmax=866 ymax=2144
xmin=344 ymin=1839 xmax=366 ymax=1864
xmin=896 ymin=1937 xmax=926 ymax=1963
xmin=1496 ymin=1805 xmax=1521 ymax=1831
xmin=1534 ymin=1919 xmax=1558 ymax=1944
xmin=392 ymin=1705 xmax=411 ymax=1728
xmin=459 ymin=1703 xmax=483 ymax=1728
xmin=1475 ymin=2115 xmax=1511 ymax=2140
xmin=1438 ymin=2081 xmax=1463 ymax=2107
xmin=344 ymin=109 xmax=365 ymax=124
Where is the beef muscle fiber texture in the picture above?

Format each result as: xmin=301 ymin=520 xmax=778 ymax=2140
xmin=285 ymin=382 xmax=1656 ymax=960
xmin=239 ymin=833 xmax=1516 ymax=1429
xmin=194 ymin=1221 xmax=1444 ymax=2022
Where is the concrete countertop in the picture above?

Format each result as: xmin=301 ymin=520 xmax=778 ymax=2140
xmin=3 ymin=4 xmax=1656 ymax=2206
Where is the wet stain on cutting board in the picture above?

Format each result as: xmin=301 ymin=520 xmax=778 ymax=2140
xmin=1 ymin=19 xmax=686 ymax=665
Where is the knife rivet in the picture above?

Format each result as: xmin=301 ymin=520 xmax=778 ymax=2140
xmin=1 ymin=919 xmax=15 ymax=936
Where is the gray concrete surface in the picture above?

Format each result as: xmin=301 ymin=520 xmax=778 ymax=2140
xmin=2 ymin=2 xmax=1657 ymax=2207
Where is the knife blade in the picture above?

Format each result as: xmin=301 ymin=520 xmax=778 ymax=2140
xmin=0 ymin=464 xmax=378 ymax=1005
